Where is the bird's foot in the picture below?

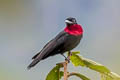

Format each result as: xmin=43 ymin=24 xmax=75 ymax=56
xmin=61 ymin=53 xmax=70 ymax=63
xmin=65 ymin=58 xmax=70 ymax=63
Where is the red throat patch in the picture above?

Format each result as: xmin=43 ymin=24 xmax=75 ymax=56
xmin=64 ymin=24 xmax=83 ymax=36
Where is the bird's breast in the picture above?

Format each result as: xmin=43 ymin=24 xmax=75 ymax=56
xmin=60 ymin=34 xmax=83 ymax=52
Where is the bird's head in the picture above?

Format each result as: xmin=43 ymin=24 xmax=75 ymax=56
xmin=65 ymin=17 xmax=77 ymax=26
xmin=64 ymin=17 xmax=83 ymax=36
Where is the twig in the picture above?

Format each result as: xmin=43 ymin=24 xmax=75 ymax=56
xmin=68 ymin=72 xmax=79 ymax=77
xmin=63 ymin=51 xmax=71 ymax=80
xmin=63 ymin=61 xmax=68 ymax=80
xmin=56 ymin=52 xmax=72 ymax=80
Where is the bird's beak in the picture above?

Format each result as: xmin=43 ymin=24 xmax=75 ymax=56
xmin=65 ymin=20 xmax=73 ymax=24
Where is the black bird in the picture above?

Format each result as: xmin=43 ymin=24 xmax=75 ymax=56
xmin=27 ymin=17 xmax=83 ymax=69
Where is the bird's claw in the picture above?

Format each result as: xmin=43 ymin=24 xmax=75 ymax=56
xmin=65 ymin=58 xmax=70 ymax=63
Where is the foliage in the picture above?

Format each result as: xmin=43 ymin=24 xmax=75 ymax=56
xmin=46 ymin=51 xmax=120 ymax=80
xmin=46 ymin=65 xmax=63 ymax=80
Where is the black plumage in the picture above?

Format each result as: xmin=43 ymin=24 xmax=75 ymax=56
xmin=27 ymin=17 xmax=83 ymax=69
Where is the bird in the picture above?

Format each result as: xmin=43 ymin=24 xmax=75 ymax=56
xmin=27 ymin=17 xmax=83 ymax=69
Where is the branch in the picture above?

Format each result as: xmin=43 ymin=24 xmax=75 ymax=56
xmin=63 ymin=52 xmax=72 ymax=80
xmin=56 ymin=52 xmax=72 ymax=80
xmin=63 ymin=60 xmax=68 ymax=80
xmin=67 ymin=72 xmax=90 ymax=80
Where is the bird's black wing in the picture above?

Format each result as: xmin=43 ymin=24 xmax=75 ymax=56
xmin=32 ymin=39 xmax=54 ymax=59
xmin=27 ymin=31 xmax=68 ymax=69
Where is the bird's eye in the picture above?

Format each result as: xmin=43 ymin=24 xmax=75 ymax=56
xmin=73 ymin=19 xmax=76 ymax=22
xmin=69 ymin=19 xmax=72 ymax=21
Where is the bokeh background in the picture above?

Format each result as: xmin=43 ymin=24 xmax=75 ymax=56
xmin=0 ymin=0 xmax=120 ymax=80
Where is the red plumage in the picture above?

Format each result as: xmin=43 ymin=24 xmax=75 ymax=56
xmin=27 ymin=17 xmax=83 ymax=69
xmin=64 ymin=24 xmax=83 ymax=36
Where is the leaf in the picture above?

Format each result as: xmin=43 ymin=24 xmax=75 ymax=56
xmin=101 ymin=73 xmax=112 ymax=80
xmin=67 ymin=51 xmax=80 ymax=57
xmin=59 ymin=71 xmax=64 ymax=79
xmin=82 ymin=58 xmax=110 ymax=73
xmin=70 ymin=54 xmax=85 ymax=67
xmin=101 ymin=72 xmax=120 ymax=80
xmin=110 ymin=72 xmax=120 ymax=79
xmin=72 ymin=51 xmax=80 ymax=55
xmin=70 ymin=53 xmax=110 ymax=73
xmin=68 ymin=72 xmax=90 ymax=80
xmin=46 ymin=65 xmax=63 ymax=80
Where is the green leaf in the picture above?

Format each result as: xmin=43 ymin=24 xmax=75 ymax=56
xmin=70 ymin=53 xmax=110 ymax=73
xmin=59 ymin=71 xmax=64 ymax=79
xmin=70 ymin=52 xmax=120 ymax=80
xmin=101 ymin=72 xmax=120 ymax=80
xmin=82 ymin=58 xmax=110 ymax=73
xmin=68 ymin=72 xmax=90 ymax=80
xmin=70 ymin=54 xmax=85 ymax=67
xmin=72 ymin=51 xmax=80 ymax=55
xmin=110 ymin=72 xmax=120 ymax=79
xmin=46 ymin=65 xmax=63 ymax=80
xmin=101 ymin=73 xmax=111 ymax=80
xmin=67 ymin=51 xmax=80 ymax=57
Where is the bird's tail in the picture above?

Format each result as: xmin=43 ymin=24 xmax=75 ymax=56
xmin=27 ymin=58 xmax=40 ymax=70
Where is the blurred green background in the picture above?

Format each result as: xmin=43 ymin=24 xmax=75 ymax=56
xmin=0 ymin=0 xmax=120 ymax=80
